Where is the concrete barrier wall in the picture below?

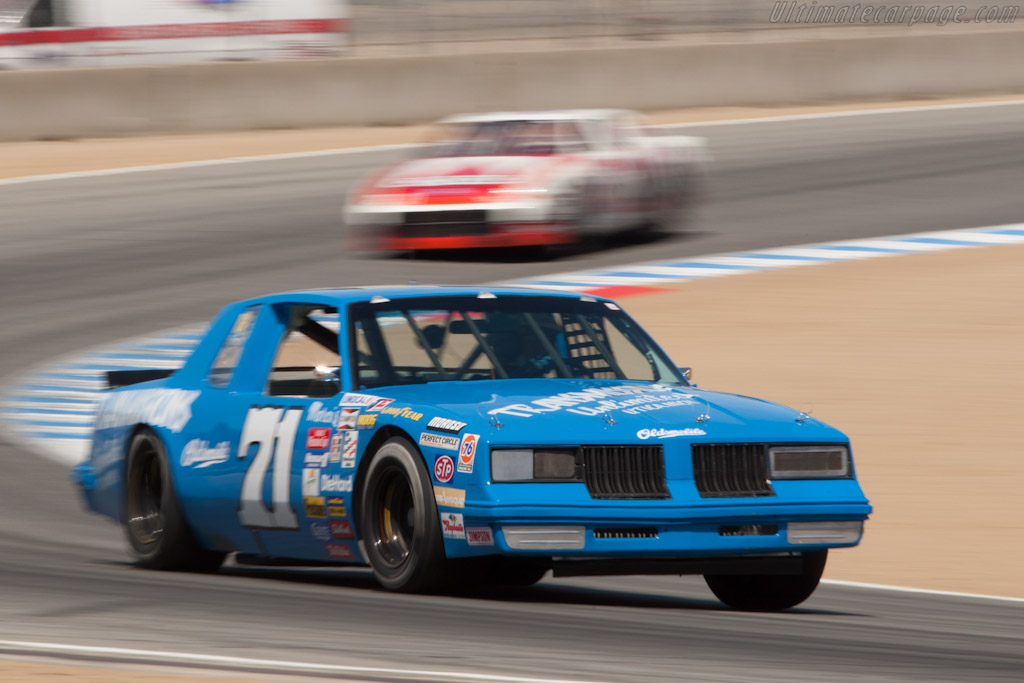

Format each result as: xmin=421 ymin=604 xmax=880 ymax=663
xmin=3 ymin=30 xmax=1024 ymax=141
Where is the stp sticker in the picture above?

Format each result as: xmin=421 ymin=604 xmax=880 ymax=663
xmin=457 ymin=434 xmax=478 ymax=474
xmin=306 ymin=427 xmax=331 ymax=450
xmin=434 ymin=455 xmax=455 ymax=483
xmin=441 ymin=512 xmax=465 ymax=539
xmin=466 ymin=526 xmax=494 ymax=546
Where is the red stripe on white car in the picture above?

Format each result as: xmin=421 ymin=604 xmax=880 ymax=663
xmin=0 ymin=19 xmax=345 ymax=47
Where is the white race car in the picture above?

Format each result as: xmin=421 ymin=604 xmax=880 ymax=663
xmin=345 ymin=109 xmax=708 ymax=252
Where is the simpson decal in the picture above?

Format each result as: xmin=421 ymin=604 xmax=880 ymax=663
xmin=466 ymin=527 xmax=494 ymax=546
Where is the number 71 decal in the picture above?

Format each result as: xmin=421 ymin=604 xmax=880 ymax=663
xmin=238 ymin=406 xmax=303 ymax=529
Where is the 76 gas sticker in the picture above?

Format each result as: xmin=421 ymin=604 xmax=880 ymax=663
xmin=457 ymin=434 xmax=478 ymax=474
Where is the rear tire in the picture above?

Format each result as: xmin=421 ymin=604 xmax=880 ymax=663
xmin=124 ymin=430 xmax=224 ymax=573
xmin=358 ymin=437 xmax=449 ymax=592
xmin=703 ymin=550 xmax=828 ymax=611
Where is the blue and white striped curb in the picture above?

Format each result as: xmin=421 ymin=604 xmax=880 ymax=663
xmin=2 ymin=223 xmax=1021 ymax=466
xmin=0 ymin=325 xmax=208 ymax=465
xmin=505 ymin=225 xmax=1024 ymax=291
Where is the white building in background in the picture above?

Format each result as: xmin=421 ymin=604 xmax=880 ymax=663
xmin=0 ymin=0 xmax=348 ymax=69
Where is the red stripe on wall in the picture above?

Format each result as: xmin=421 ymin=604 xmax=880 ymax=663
xmin=0 ymin=18 xmax=345 ymax=47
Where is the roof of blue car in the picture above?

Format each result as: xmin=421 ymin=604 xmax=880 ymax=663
xmin=239 ymin=285 xmax=611 ymax=306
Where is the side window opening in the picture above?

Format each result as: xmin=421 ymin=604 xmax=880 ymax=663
xmin=266 ymin=306 xmax=341 ymax=398
xmin=23 ymin=0 xmax=57 ymax=28
xmin=207 ymin=305 xmax=261 ymax=388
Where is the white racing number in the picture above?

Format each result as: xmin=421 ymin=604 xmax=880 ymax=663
xmin=238 ymin=406 xmax=302 ymax=529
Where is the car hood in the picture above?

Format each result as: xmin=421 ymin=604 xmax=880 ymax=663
xmin=369 ymin=379 xmax=847 ymax=445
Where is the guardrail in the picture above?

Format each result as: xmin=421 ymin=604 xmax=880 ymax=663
xmin=2 ymin=28 xmax=1024 ymax=141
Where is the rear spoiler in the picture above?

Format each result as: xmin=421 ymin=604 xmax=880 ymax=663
xmin=106 ymin=369 xmax=176 ymax=390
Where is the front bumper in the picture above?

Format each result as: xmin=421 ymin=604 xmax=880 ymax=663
xmin=345 ymin=201 xmax=578 ymax=250
xmin=378 ymin=224 xmax=577 ymax=251
xmin=446 ymin=500 xmax=870 ymax=559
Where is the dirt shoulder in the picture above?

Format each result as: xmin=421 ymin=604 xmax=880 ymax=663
xmin=0 ymin=658 xmax=313 ymax=682
xmin=4 ymin=94 xmax=1024 ymax=181
xmin=625 ymin=243 xmax=1024 ymax=598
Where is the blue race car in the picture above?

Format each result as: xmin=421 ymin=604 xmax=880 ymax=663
xmin=73 ymin=286 xmax=871 ymax=610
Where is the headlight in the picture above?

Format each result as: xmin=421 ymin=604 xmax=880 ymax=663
xmin=491 ymin=448 xmax=579 ymax=482
xmin=768 ymin=445 xmax=850 ymax=479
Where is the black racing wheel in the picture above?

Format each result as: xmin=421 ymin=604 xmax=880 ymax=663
xmin=358 ymin=437 xmax=449 ymax=592
xmin=124 ymin=430 xmax=224 ymax=572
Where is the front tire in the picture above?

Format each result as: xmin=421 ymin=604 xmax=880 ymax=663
xmin=123 ymin=430 xmax=224 ymax=572
xmin=703 ymin=550 xmax=828 ymax=611
xmin=358 ymin=437 xmax=449 ymax=592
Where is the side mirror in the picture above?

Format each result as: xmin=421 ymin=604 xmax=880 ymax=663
xmin=679 ymin=367 xmax=696 ymax=387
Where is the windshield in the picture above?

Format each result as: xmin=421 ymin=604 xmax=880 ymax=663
xmin=350 ymin=295 xmax=684 ymax=389
xmin=431 ymin=120 xmax=588 ymax=157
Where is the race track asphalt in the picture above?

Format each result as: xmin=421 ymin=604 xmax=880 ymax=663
xmin=1 ymin=103 xmax=1023 ymax=682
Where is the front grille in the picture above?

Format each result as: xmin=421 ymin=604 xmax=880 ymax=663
xmin=692 ymin=444 xmax=774 ymax=497
xmin=719 ymin=524 xmax=779 ymax=536
xmin=400 ymin=210 xmax=487 ymax=237
xmin=581 ymin=445 xmax=670 ymax=500
xmin=594 ymin=528 xmax=659 ymax=539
